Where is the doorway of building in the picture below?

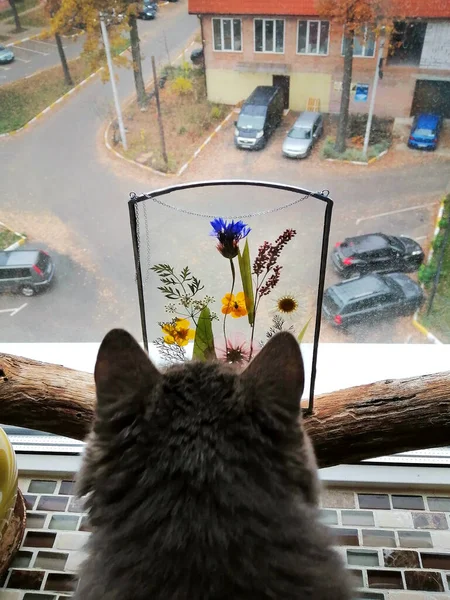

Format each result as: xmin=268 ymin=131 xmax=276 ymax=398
xmin=411 ymin=79 xmax=450 ymax=118
xmin=273 ymin=75 xmax=290 ymax=109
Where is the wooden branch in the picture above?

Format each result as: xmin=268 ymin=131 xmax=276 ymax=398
xmin=1 ymin=353 xmax=450 ymax=468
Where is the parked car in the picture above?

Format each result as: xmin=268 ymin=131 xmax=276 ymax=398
xmin=190 ymin=47 xmax=204 ymax=65
xmin=323 ymin=273 xmax=424 ymax=328
xmin=234 ymin=86 xmax=284 ymax=150
xmin=408 ymin=113 xmax=442 ymax=151
xmin=138 ymin=4 xmax=157 ymax=19
xmin=0 ymin=250 xmax=55 ymax=297
xmin=282 ymin=111 xmax=323 ymax=158
xmin=332 ymin=233 xmax=424 ymax=278
xmin=0 ymin=45 xmax=14 ymax=65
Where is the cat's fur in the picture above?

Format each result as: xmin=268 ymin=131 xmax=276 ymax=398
xmin=74 ymin=329 xmax=352 ymax=600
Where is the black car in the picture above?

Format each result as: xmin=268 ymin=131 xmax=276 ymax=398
xmin=332 ymin=233 xmax=424 ymax=278
xmin=323 ymin=273 xmax=423 ymax=328
xmin=0 ymin=249 xmax=55 ymax=297
xmin=138 ymin=4 xmax=157 ymax=18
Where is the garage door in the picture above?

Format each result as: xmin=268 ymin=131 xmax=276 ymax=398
xmin=411 ymin=80 xmax=450 ymax=118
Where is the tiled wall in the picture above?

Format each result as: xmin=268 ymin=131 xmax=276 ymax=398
xmin=0 ymin=477 xmax=450 ymax=599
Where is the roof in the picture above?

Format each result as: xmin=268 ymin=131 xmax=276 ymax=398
xmin=188 ymin=0 xmax=450 ymax=19
xmin=0 ymin=250 xmax=39 ymax=267
xmin=332 ymin=275 xmax=388 ymax=302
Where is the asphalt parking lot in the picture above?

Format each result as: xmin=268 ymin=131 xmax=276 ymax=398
xmin=0 ymin=36 xmax=84 ymax=85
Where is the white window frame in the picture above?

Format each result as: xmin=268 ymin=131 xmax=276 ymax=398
xmin=254 ymin=18 xmax=285 ymax=54
xmin=341 ymin=25 xmax=376 ymax=58
xmin=296 ymin=19 xmax=330 ymax=56
xmin=211 ymin=17 xmax=243 ymax=53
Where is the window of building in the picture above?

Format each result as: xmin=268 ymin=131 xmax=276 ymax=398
xmin=342 ymin=25 xmax=376 ymax=57
xmin=254 ymin=18 xmax=285 ymax=53
xmin=212 ymin=18 xmax=242 ymax=52
xmin=297 ymin=20 xmax=330 ymax=55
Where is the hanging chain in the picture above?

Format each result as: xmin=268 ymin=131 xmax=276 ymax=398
xmin=132 ymin=191 xmax=316 ymax=220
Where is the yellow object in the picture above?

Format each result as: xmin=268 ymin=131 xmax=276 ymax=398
xmin=161 ymin=318 xmax=195 ymax=347
xmin=221 ymin=292 xmax=248 ymax=318
xmin=306 ymin=97 xmax=321 ymax=112
xmin=0 ymin=427 xmax=18 ymax=539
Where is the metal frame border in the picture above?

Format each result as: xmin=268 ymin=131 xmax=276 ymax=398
xmin=128 ymin=179 xmax=333 ymax=413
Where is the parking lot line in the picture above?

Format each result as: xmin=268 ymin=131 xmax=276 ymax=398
xmin=29 ymin=39 xmax=58 ymax=47
xmin=0 ymin=303 xmax=27 ymax=316
xmin=355 ymin=203 xmax=436 ymax=225
xmin=14 ymin=45 xmax=49 ymax=55
xmin=12 ymin=56 xmax=31 ymax=63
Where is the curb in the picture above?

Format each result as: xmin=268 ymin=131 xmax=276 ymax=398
xmin=0 ymin=221 xmax=27 ymax=252
xmin=177 ymin=111 xmax=233 ymax=176
xmin=325 ymin=148 xmax=389 ymax=166
xmin=0 ymin=70 xmax=100 ymax=138
xmin=6 ymin=28 xmax=84 ymax=47
xmin=411 ymin=195 xmax=446 ymax=344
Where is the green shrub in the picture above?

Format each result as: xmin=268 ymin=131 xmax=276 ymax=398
xmin=210 ymin=105 xmax=223 ymax=120
xmin=178 ymin=126 xmax=187 ymax=135
xmin=418 ymin=263 xmax=436 ymax=286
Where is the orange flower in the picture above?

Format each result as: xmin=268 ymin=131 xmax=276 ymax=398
xmin=221 ymin=292 xmax=248 ymax=319
xmin=161 ymin=319 xmax=195 ymax=346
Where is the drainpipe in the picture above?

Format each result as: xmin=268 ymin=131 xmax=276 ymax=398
xmin=199 ymin=15 xmax=208 ymax=98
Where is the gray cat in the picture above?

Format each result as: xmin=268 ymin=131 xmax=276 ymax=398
xmin=74 ymin=329 xmax=352 ymax=600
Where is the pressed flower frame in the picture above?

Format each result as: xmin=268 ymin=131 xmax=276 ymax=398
xmin=129 ymin=181 xmax=333 ymax=412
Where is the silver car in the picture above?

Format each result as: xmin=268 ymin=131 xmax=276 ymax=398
xmin=282 ymin=111 xmax=323 ymax=158
xmin=0 ymin=45 xmax=14 ymax=65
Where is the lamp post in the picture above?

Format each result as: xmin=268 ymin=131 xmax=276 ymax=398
xmin=100 ymin=12 xmax=127 ymax=151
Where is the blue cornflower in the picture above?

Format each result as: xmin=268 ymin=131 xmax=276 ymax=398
xmin=210 ymin=218 xmax=251 ymax=259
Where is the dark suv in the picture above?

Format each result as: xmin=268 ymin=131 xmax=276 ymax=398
xmin=0 ymin=250 xmax=55 ymax=297
xmin=332 ymin=233 xmax=424 ymax=278
xmin=323 ymin=273 xmax=423 ymax=328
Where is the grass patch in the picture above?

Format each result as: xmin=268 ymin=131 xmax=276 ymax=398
xmin=0 ymin=0 xmax=39 ymax=21
xmin=110 ymin=62 xmax=228 ymax=173
xmin=19 ymin=6 xmax=49 ymax=28
xmin=321 ymin=136 xmax=390 ymax=162
xmin=0 ymin=227 xmax=23 ymax=249
xmin=418 ymin=194 xmax=450 ymax=342
xmin=0 ymin=56 xmax=91 ymax=134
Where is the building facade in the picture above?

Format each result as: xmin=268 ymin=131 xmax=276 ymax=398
xmin=188 ymin=0 xmax=450 ymax=118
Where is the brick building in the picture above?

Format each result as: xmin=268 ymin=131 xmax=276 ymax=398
xmin=188 ymin=0 xmax=450 ymax=118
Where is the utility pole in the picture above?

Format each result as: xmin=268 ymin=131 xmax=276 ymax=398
xmin=100 ymin=13 xmax=127 ymax=151
xmin=362 ymin=37 xmax=385 ymax=159
xmin=151 ymin=55 xmax=168 ymax=171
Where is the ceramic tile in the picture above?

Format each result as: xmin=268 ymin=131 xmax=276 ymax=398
xmin=427 ymin=497 xmax=450 ymax=512
xmin=58 ymin=481 xmax=75 ymax=496
xmin=44 ymin=574 xmax=77 ymax=593
xmin=363 ymin=529 xmax=396 ymax=548
xmin=392 ymin=496 xmax=425 ymax=511
xmin=367 ymin=570 xmax=404 ymax=590
xmin=413 ymin=513 xmax=447 ymax=530
xmin=347 ymin=549 xmax=380 ymax=567
xmin=331 ymin=527 xmax=359 ymax=546
xmin=398 ymin=531 xmax=433 ymax=549
xmin=342 ymin=510 xmax=375 ymax=527
xmin=358 ymin=494 xmax=390 ymax=510
xmin=23 ymin=532 xmax=56 ymax=549
xmin=34 ymin=552 xmax=68 ymax=571
xmin=383 ymin=550 xmax=420 ymax=568
xmin=48 ymin=515 xmax=79 ymax=531
xmin=7 ymin=570 xmax=45 ymax=590
xmin=376 ymin=511 xmax=413 ymax=529
xmin=420 ymin=552 xmax=450 ymax=569
xmin=319 ymin=509 xmax=338 ymax=525
xmin=321 ymin=489 xmax=355 ymax=509
xmin=404 ymin=570 xmax=444 ymax=592
xmin=36 ymin=497 xmax=69 ymax=513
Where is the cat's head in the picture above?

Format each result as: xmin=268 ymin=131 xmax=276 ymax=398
xmin=79 ymin=329 xmax=308 ymax=505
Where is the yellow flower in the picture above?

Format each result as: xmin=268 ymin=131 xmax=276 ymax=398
xmin=221 ymin=292 xmax=248 ymax=318
xmin=161 ymin=318 xmax=195 ymax=346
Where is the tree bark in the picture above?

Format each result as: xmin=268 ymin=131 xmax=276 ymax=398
xmin=8 ymin=0 xmax=23 ymax=33
xmin=55 ymin=33 xmax=73 ymax=87
xmin=335 ymin=25 xmax=354 ymax=154
xmin=128 ymin=13 xmax=147 ymax=109
xmin=1 ymin=353 xmax=450 ymax=468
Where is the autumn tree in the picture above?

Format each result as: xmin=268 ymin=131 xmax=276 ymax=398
xmin=8 ymin=0 xmax=23 ymax=33
xmin=46 ymin=0 xmax=73 ymax=86
xmin=316 ymin=0 xmax=393 ymax=153
xmin=52 ymin=0 xmax=147 ymax=108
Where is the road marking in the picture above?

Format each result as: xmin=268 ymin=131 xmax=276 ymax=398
xmin=0 ymin=303 xmax=27 ymax=317
xmin=12 ymin=56 xmax=31 ymax=63
xmin=29 ymin=39 xmax=58 ymax=47
xmin=14 ymin=45 xmax=49 ymax=55
xmin=415 ymin=235 xmax=427 ymax=241
xmin=356 ymin=203 xmax=436 ymax=225
xmin=0 ymin=66 xmax=11 ymax=71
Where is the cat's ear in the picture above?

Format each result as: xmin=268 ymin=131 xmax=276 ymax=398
xmin=95 ymin=329 xmax=161 ymax=402
xmin=241 ymin=332 xmax=304 ymax=416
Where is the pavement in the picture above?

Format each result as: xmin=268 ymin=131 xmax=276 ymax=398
xmin=0 ymin=35 xmax=84 ymax=84
xmin=0 ymin=2 xmax=449 ymax=346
